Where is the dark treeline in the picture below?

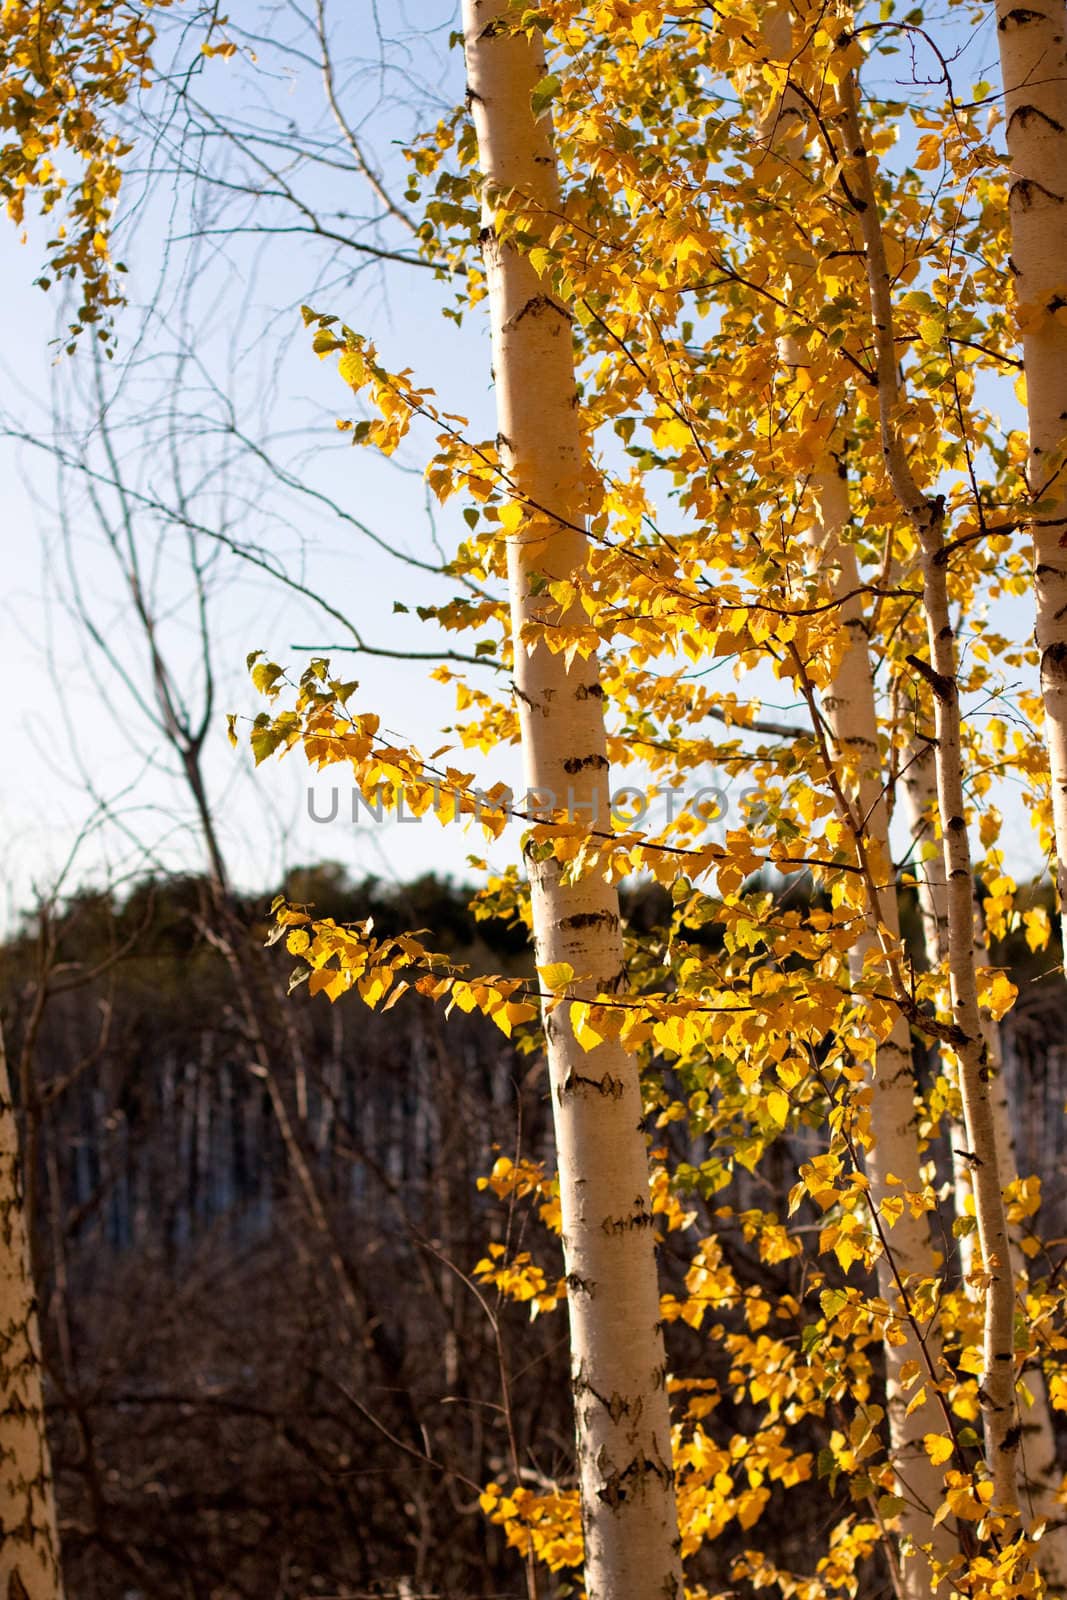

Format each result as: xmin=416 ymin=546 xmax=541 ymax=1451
xmin=4 ymin=866 xmax=559 ymax=1600
xmin=1 ymin=866 xmax=1064 ymax=1599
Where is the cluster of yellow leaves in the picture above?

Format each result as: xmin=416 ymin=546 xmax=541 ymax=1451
xmin=277 ymin=903 xmax=539 ymax=1036
xmin=478 ymin=1481 xmax=583 ymax=1571
xmin=732 ymin=1516 xmax=885 ymax=1600
xmin=472 ymin=1242 xmax=564 ymax=1317
xmin=0 ymin=0 xmax=168 ymax=343
xmin=476 ymin=1153 xmax=562 ymax=1233
xmin=243 ymin=644 xmax=1063 ymax=1591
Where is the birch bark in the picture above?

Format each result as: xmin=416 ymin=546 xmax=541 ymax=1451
xmin=462 ymin=6 xmax=683 ymax=1596
xmin=898 ymin=722 xmax=979 ymax=1278
xmin=898 ymin=742 xmax=1067 ymax=1585
xmin=838 ymin=69 xmax=1023 ymax=1527
xmin=993 ymin=0 xmax=1067 ymax=965
xmin=0 ymin=1024 xmax=65 ymax=1600
xmin=806 ymin=468 xmax=955 ymax=1593
xmin=758 ymin=21 xmax=952 ymax=1587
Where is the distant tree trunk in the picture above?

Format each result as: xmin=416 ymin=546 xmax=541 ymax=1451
xmin=0 ymin=1022 xmax=65 ymax=1600
xmin=839 ymin=67 xmax=1023 ymax=1528
xmin=898 ymin=736 xmax=1067 ymax=1584
xmin=461 ymin=5 xmax=684 ymax=1597
xmin=760 ymin=17 xmax=951 ymax=1587
xmin=806 ymin=463 xmax=953 ymax=1595
xmin=994 ymin=0 xmax=1067 ymax=966
xmin=898 ymin=719 xmax=980 ymax=1279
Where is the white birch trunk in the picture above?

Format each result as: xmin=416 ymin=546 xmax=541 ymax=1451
xmin=760 ymin=19 xmax=953 ymax=1583
xmin=988 ymin=16 xmax=1067 ymax=1538
xmin=461 ymin=6 xmax=683 ymax=1595
xmin=0 ymin=1031 xmax=65 ymax=1600
xmin=912 ymin=516 xmax=1023 ymax=1524
xmin=897 ymin=724 xmax=977 ymax=1278
xmin=899 ymin=734 xmax=1022 ymax=1267
xmin=838 ymin=70 xmax=1023 ymax=1527
xmin=809 ymin=468 xmax=955 ymax=1591
xmin=899 ymin=741 xmax=1067 ymax=1585
xmin=994 ymin=0 xmax=1067 ymax=965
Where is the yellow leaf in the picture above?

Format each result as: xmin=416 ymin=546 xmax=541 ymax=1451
xmin=980 ymin=969 xmax=1018 ymax=1022
xmin=766 ymin=1089 xmax=789 ymax=1128
xmin=570 ymin=1001 xmax=603 ymax=1050
xmin=923 ymin=1433 xmax=954 ymax=1466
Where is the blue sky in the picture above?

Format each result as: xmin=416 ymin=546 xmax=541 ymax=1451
xmin=0 ymin=0 xmax=1050 ymax=928
xmin=0 ymin=1 xmax=528 ymax=921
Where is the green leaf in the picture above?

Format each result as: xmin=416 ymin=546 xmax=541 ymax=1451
xmin=530 ymin=73 xmax=560 ymax=118
xmin=529 ymin=245 xmax=552 ymax=278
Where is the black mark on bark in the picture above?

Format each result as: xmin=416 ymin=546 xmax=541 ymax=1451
xmin=562 ymin=1070 xmax=625 ymax=1100
xmin=559 ymin=910 xmax=618 ymax=932
xmin=563 ymin=753 xmax=609 ymax=773
xmin=505 ymin=294 xmax=573 ymax=330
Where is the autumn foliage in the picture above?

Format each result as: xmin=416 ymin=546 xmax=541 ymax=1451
xmin=239 ymin=3 xmax=1067 ymax=1596
xmin=4 ymin=0 xmax=1067 ymax=1597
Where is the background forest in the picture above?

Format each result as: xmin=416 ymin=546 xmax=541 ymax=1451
xmin=3 ymin=867 xmax=1065 ymax=1598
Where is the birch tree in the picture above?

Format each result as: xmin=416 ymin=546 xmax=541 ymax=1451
xmin=899 ymin=725 xmax=1067 ymax=1587
xmin=758 ymin=19 xmax=951 ymax=1588
xmin=993 ymin=0 xmax=1067 ymax=966
xmin=456 ymin=5 xmax=683 ymax=1593
xmin=835 ymin=54 xmax=1023 ymax=1529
